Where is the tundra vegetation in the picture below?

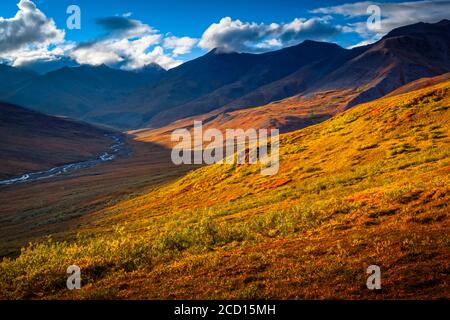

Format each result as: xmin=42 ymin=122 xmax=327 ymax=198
xmin=0 ymin=81 xmax=449 ymax=299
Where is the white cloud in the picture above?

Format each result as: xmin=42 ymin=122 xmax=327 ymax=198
xmin=71 ymin=34 xmax=163 ymax=69
xmin=144 ymin=46 xmax=183 ymax=69
xmin=198 ymin=16 xmax=345 ymax=52
xmin=312 ymin=0 xmax=450 ymax=36
xmin=70 ymin=45 xmax=123 ymax=67
xmin=7 ymin=42 xmax=74 ymax=67
xmin=0 ymin=1 xmax=190 ymax=70
xmin=70 ymin=34 xmax=183 ymax=71
xmin=255 ymin=38 xmax=283 ymax=50
xmin=70 ymin=16 xmax=189 ymax=70
xmin=0 ymin=0 xmax=65 ymax=66
xmin=163 ymin=36 xmax=198 ymax=56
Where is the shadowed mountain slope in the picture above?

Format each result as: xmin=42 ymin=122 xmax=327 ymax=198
xmin=0 ymin=64 xmax=165 ymax=128
xmin=130 ymin=20 xmax=450 ymax=129
xmin=123 ymin=41 xmax=348 ymax=127
xmin=314 ymin=20 xmax=450 ymax=107
xmin=0 ymin=102 xmax=113 ymax=179
xmin=0 ymin=65 xmax=37 ymax=97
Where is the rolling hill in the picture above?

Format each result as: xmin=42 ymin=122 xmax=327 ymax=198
xmin=1 ymin=75 xmax=448 ymax=299
xmin=0 ymin=102 xmax=114 ymax=180
xmin=134 ymin=74 xmax=450 ymax=147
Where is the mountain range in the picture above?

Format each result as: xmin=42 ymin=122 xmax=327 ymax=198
xmin=0 ymin=20 xmax=449 ymax=131
xmin=0 ymin=63 xmax=165 ymax=128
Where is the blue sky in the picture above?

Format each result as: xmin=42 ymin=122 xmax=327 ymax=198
xmin=0 ymin=1 xmax=363 ymax=38
xmin=0 ymin=0 xmax=448 ymax=71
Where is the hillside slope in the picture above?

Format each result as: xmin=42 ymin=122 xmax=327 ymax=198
xmin=1 ymin=77 xmax=448 ymax=299
xmin=0 ymin=65 xmax=37 ymax=97
xmin=142 ymin=41 xmax=352 ymax=127
xmin=230 ymin=18 xmax=450 ymax=113
xmin=135 ymin=75 xmax=450 ymax=147
xmin=0 ymin=103 xmax=113 ymax=179
xmin=131 ymin=88 xmax=358 ymax=147
xmin=317 ymin=20 xmax=450 ymax=107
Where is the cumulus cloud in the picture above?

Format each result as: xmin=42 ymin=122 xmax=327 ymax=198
xmin=198 ymin=16 xmax=345 ymax=52
xmin=7 ymin=42 xmax=75 ymax=67
xmin=0 ymin=0 xmax=65 ymax=66
xmin=0 ymin=1 xmax=194 ymax=70
xmin=312 ymin=0 xmax=450 ymax=36
xmin=71 ymin=36 xmax=183 ymax=70
xmin=163 ymin=36 xmax=198 ymax=56
xmin=70 ymin=16 xmax=194 ymax=70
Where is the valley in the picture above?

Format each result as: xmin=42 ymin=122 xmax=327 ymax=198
xmin=0 ymin=137 xmax=198 ymax=257
xmin=0 ymin=134 xmax=127 ymax=186
xmin=0 ymin=103 xmax=115 ymax=180
xmin=0 ymin=76 xmax=448 ymax=299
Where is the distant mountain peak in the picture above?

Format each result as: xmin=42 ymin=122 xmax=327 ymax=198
xmin=95 ymin=64 xmax=110 ymax=69
xmin=383 ymin=19 xmax=450 ymax=39
xmin=436 ymin=19 xmax=450 ymax=26
xmin=300 ymin=39 xmax=330 ymax=45
xmin=209 ymin=40 xmax=343 ymax=56
xmin=208 ymin=47 xmax=239 ymax=55
xmin=297 ymin=39 xmax=343 ymax=50
xmin=136 ymin=63 xmax=166 ymax=74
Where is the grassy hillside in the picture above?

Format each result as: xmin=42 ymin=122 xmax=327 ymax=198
xmin=131 ymin=88 xmax=358 ymax=148
xmin=0 ymin=79 xmax=449 ymax=299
